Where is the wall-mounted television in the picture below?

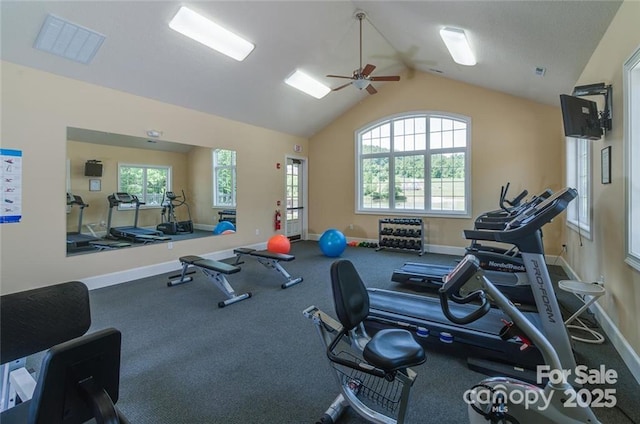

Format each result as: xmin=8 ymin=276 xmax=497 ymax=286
xmin=559 ymin=94 xmax=602 ymax=140
xmin=84 ymin=160 xmax=103 ymax=177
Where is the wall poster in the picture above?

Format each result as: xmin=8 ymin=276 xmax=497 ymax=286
xmin=0 ymin=149 xmax=23 ymax=223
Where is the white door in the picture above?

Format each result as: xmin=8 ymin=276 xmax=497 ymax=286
xmin=285 ymin=158 xmax=304 ymax=241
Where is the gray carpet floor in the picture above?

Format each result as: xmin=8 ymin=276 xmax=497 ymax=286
xmin=85 ymin=241 xmax=639 ymax=423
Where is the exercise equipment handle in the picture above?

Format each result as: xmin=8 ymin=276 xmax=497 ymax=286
xmin=438 ymin=255 xmax=491 ymax=325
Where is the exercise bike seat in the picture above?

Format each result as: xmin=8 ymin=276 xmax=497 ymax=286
xmin=331 ymin=260 xmax=426 ymax=372
xmin=364 ymin=328 xmax=426 ymax=371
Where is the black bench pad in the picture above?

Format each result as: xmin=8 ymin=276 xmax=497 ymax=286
xmin=179 ymin=255 xmax=240 ymax=275
xmin=234 ymin=248 xmax=295 ymax=262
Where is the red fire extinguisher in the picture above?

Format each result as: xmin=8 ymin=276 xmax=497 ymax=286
xmin=274 ymin=209 xmax=282 ymax=230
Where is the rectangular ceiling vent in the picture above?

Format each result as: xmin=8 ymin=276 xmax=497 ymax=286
xmin=34 ymin=14 xmax=105 ymax=64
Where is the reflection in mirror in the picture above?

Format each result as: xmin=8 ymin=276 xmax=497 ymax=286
xmin=65 ymin=127 xmax=237 ymax=256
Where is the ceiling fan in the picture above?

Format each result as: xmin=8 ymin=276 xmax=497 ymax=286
xmin=327 ymin=11 xmax=400 ymax=95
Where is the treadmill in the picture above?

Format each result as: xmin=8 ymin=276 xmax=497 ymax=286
xmin=106 ymin=192 xmax=171 ymax=243
xmin=391 ymin=188 xmax=554 ymax=305
xmin=366 ymin=187 xmax=579 ymax=382
xmin=66 ymin=193 xmax=101 ymax=252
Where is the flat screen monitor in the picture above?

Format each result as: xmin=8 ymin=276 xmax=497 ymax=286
xmin=84 ymin=161 xmax=103 ymax=177
xmin=559 ymin=94 xmax=602 ymax=140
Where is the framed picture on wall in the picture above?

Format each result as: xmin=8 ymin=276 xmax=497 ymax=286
xmin=601 ymin=146 xmax=611 ymax=184
xmin=89 ymin=178 xmax=101 ymax=191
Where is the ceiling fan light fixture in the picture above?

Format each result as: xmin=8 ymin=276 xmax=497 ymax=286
xmin=352 ymin=79 xmax=369 ymax=90
xmin=169 ymin=6 xmax=254 ymax=61
xmin=440 ymin=27 xmax=476 ymax=66
xmin=285 ymin=70 xmax=331 ymax=99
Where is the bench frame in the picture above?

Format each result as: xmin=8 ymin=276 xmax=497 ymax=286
xmin=168 ymin=256 xmax=251 ymax=308
xmin=232 ymin=248 xmax=303 ymax=289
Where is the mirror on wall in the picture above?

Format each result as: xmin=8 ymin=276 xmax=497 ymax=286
xmin=65 ymin=127 xmax=237 ymax=256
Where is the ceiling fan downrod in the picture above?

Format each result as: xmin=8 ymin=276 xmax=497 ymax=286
xmin=356 ymin=12 xmax=365 ymax=76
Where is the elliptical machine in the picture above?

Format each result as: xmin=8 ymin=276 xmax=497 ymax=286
xmin=440 ymin=255 xmax=601 ymax=424
xmin=156 ymin=189 xmax=193 ymax=235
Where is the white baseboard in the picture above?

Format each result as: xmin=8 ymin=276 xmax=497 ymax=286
xmin=556 ymin=257 xmax=640 ymax=385
xmin=82 ymin=242 xmax=266 ymax=291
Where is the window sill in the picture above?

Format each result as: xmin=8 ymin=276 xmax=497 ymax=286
xmin=567 ymin=221 xmax=592 ymax=241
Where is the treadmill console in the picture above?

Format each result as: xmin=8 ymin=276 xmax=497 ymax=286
xmin=113 ymin=192 xmax=136 ymax=203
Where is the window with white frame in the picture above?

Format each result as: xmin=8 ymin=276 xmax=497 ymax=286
xmin=356 ymin=113 xmax=471 ymax=216
xmin=625 ymin=46 xmax=640 ymax=270
xmin=213 ymin=149 xmax=236 ymax=208
xmin=565 ymin=137 xmax=591 ymax=239
xmin=118 ymin=164 xmax=171 ymax=208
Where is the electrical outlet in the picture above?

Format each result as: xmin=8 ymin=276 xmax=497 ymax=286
xmin=255 ymin=229 xmax=260 ymax=236
xmin=599 ymin=275 xmax=605 ymax=284
xmin=349 ymin=224 xmax=354 ymax=230
xmin=168 ymin=242 xmax=173 ymax=250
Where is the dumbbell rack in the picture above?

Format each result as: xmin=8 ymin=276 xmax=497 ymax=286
xmin=376 ymin=217 xmax=426 ymax=256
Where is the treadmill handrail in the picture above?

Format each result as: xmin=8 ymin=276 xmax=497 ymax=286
xmin=464 ymin=187 xmax=577 ymax=247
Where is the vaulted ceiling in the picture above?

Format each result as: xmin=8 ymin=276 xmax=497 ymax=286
xmin=1 ymin=1 xmax=622 ymax=138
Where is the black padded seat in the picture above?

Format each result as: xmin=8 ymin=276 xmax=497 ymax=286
xmin=364 ymin=328 xmax=426 ymax=371
xmin=330 ymin=259 xmax=426 ymax=372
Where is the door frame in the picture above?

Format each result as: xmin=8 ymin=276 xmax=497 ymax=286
xmin=284 ymin=154 xmax=308 ymax=241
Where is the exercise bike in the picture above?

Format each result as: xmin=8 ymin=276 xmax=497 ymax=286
xmin=303 ymin=259 xmax=426 ymax=424
xmin=156 ymin=189 xmax=193 ymax=235
xmin=440 ymin=255 xmax=601 ymax=424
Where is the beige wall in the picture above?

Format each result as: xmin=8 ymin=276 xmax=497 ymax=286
xmin=309 ymin=69 xmax=566 ymax=251
xmin=0 ymin=61 xmax=307 ymax=294
xmin=565 ymin=0 xmax=640 ymax=355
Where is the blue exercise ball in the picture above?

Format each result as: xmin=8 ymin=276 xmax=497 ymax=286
xmin=319 ymin=229 xmax=347 ymax=257
xmin=213 ymin=220 xmax=236 ymax=235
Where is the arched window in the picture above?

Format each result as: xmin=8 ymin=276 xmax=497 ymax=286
xmin=356 ymin=112 xmax=471 ymax=216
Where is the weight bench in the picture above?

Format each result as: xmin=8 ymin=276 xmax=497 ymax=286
xmin=232 ymin=248 xmax=303 ymax=289
xmin=168 ymin=255 xmax=251 ymax=308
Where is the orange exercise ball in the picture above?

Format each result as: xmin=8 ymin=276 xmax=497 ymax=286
xmin=267 ymin=234 xmax=291 ymax=254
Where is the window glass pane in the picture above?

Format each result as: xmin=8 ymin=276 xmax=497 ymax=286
xmin=145 ymin=168 xmax=168 ymax=206
xmin=119 ymin=166 xmax=143 ymax=197
xmin=394 ymin=120 xmax=405 ymax=136
xmin=430 ymin=132 xmax=442 ymax=149
xmin=415 ymin=133 xmax=426 ymax=151
xmin=394 ymin=135 xmax=405 ymax=152
xmin=415 ymin=117 xmax=426 ymax=134
xmin=394 ymin=155 xmax=425 ymax=210
xmin=442 ymin=130 xmax=454 ymax=149
xmin=453 ymin=129 xmax=467 ymax=147
xmin=430 ymin=117 xmax=441 ymax=132
xmin=361 ymin=157 xmax=389 ymax=209
xmin=404 ymin=118 xmax=414 ymax=134
xmin=430 ymin=152 xmax=466 ymax=211
xmin=213 ymin=149 xmax=237 ymax=207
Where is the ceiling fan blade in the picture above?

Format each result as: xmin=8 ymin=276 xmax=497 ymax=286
xmin=369 ymin=76 xmax=401 ymax=82
xmin=362 ymin=64 xmax=376 ymax=77
xmin=366 ymin=84 xmax=378 ymax=95
xmin=332 ymin=82 xmax=353 ymax=91
xmin=326 ymin=74 xmax=354 ymax=79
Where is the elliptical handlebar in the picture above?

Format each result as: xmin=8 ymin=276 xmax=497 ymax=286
xmin=499 ymin=182 xmax=529 ymax=212
xmin=438 ymin=256 xmax=491 ymax=325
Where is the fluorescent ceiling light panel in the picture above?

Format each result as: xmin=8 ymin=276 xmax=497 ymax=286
xmin=439 ymin=27 xmax=476 ymax=66
xmin=169 ymin=6 xmax=254 ymax=61
xmin=34 ymin=14 xmax=105 ymax=64
xmin=285 ymin=71 xmax=331 ymax=99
